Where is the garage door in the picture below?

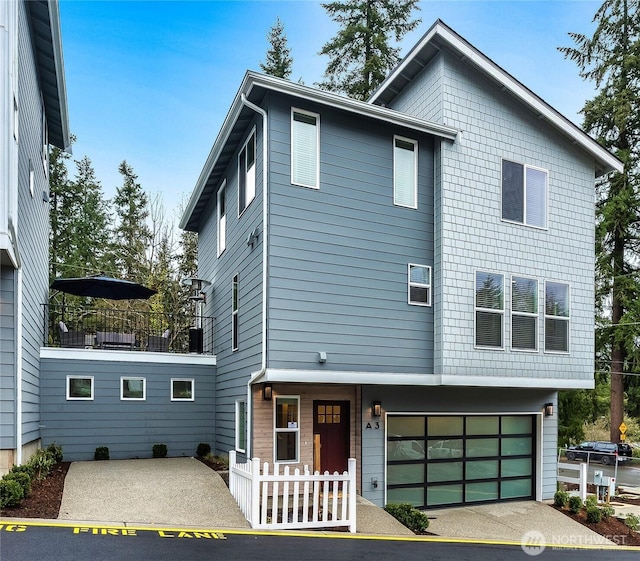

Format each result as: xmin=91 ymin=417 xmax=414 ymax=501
xmin=386 ymin=415 xmax=534 ymax=507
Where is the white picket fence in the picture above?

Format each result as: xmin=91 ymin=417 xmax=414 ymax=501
xmin=229 ymin=450 xmax=357 ymax=533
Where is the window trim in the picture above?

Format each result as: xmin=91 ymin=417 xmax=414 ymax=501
xmin=171 ymin=378 xmax=195 ymax=402
xmin=232 ymin=274 xmax=239 ymax=352
xmin=235 ymin=400 xmax=247 ymax=453
xmin=474 ymin=270 xmax=505 ymax=350
xmin=13 ymin=95 xmax=18 ymax=142
xmin=273 ymin=395 xmax=300 ymax=464
xmin=501 ymin=158 xmax=548 ymax=229
xmin=393 ymin=135 xmax=418 ymax=209
xmin=510 ymin=275 xmax=539 ymax=353
xmin=29 ymin=159 xmax=34 ymax=198
xmin=217 ymin=180 xmax=227 ymax=256
xmin=238 ymin=128 xmax=257 ymax=216
xmin=544 ymin=280 xmax=570 ymax=354
xmin=120 ymin=376 xmax=146 ymax=401
xmin=291 ymin=107 xmax=320 ymax=190
xmin=66 ymin=375 xmax=94 ymax=401
xmin=408 ymin=263 xmax=432 ymax=307
xmin=41 ymin=99 xmax=48 ymax=178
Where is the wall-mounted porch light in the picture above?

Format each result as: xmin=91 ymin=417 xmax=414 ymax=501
xmin=544 ymin=402 xmax=554 ymax=417
xmin=263 ymin=384 xmax=273 ymax=401
xmin=372 ymin=401 xmax=382 ymax=418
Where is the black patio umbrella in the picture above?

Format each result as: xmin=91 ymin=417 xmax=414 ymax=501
xmin=50 ymin=274 xmax=157 ymax=300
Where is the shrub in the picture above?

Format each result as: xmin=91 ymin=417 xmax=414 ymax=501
xmin=553 ymin=490 xmax=569 ymax=508
xmin=0 ymin=478 xmax=24 ymax=508
xmin=28 ymin=449 xmax=55 ymax=480
xmin=152 ymin=444 xmax=167 ymax=458
xmin=586 ymin=506 xmax=602 ymax=524
xmin=600 ymin=505 xmax=615 ymax=519
xmin=568 ymin=495 xmax=583 ymax=514
xmin=46 ymin=442 xmax=64 ymax=464
xmin=196 ymin=443 xmax=211 ymax=457
xmin=625 ymin=513 xmax=640 ymax=531
xmin=94 ymin=446 xmax=110 ymax=461
xmin=384 ymin=503 xmax=429 ymax=534
xmin=4 ymin=471 xmax=31 ymax=496
xmin=585 ymin=495 xmax=598 ymax=508
xmin=10 ymin=464 xmax=35 ymax=479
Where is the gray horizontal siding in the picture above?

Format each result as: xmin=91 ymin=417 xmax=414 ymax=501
xmin=0 ymin=267 xmax=16 ymax=448
xmin=40 ymin=357 xmax=216 ymax=461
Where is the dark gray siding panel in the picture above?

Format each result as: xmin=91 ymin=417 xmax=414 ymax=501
xmin=267 ymin=94 xmax=435 ymax=373
xmin=40 ymin=358 xmax=216 ymax=461
xmin=0 ymin=266 xmax=16 ymax=448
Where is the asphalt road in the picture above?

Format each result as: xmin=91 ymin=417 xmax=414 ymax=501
xmin=1 ymin=522 xmax=638 ymax=561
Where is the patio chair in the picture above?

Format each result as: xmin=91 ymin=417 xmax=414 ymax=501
xmin=58 ymin=321 xmax=88 ymax=348
xmin=148 ymin=329 xmax=170 ymax=352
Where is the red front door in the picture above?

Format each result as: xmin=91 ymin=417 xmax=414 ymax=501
xmin=313 ymin=401 xmax=350 ymax=474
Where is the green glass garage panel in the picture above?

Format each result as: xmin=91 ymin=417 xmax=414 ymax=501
xmin=427 ymin=462 xmax=463 ymax=483
xmin=388 ymin=463 xmax=425 ymax=486
xmin=388 ymin=416 xmax=425 ymax=437
xmin=465 ymin=460 xmax=499 ymax=480
xmin=466 ymin=416 xmax=499 ymax=435
xmin=501 ymin=437 xmax=532 ymax=456
xmin=427 ymin=416 xmax=463 ymax=436
xmin=502 ymin=416 xmax=532 ymax=434
xmin=387 ymin=487 xmax=424 ymax=507
xmin=427 ymin=484 xmax=463 ymax=506
xmin=427 ymin=438 xmax=463 ymax=459
xmin=466 ymin=481 xmax=499 ymax=502
xmin=501 ymin=478 xmax=532 ymax=499
xmin=388 ymin=440 xmax=425 ymax=461
xmin=466 ymin=438 xmax=499 ymax=457
xmin=501 ymin=458 xmax=532 ymax=478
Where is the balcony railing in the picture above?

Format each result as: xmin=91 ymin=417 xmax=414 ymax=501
xmin=43 ymin=304 xmax=215 ymax=355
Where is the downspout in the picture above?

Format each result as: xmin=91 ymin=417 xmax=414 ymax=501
xmin=8 ymin=222 xmax=23 ymax=465
xmin=240 ymin=93 xmax=268 ymax=459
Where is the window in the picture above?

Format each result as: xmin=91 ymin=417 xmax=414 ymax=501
xmin=239 ymin=130 xmax=256 ymax=215
xmin=235 ymin=400 xmax=247 ymax=452
xmin=171 ymin=378 xmax=194 ymax=401
xmin=511 ymin=276 xmax=538 ymax=351
xmin=66 ymin=376 xmax=94 ymax=400
xmin=408 ymin=264 xmax=431 ymax=306
xmin=545 ymin=281 xmax=570 ymax=352
xmin=29 ymin=159 xmax=34 ymax=198
xmin=121 ymin=377 xmax=146 ymax=400
xmin=13 ymin=95 xmax=18 ymax=142
xmin=232 ymin=274 xmax=239 ymax=351
xmin=291 ymin=109 xmax=319 ymax=189
xmin=475 ymin=271 xmax=504 ymax=348
xmin=502 ymin=160 xmax=547 ymax=228
xmin=41 ymin=103 xmax=48 ymax=178
xmin=217 ymin=181 xmax=226 ymax=256
xmin=274 ymin=396 xmax=299 ymax=463
xmin=394 ymin=136 xmax=418 ymax=208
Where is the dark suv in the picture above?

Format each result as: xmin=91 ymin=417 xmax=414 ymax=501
xmin=566 ymin=441 xmax=633 ymax=464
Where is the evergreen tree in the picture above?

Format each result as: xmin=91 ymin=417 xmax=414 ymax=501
xmin=49 ymin=144 xmax=73 ymax=282
xmin=560 ymin=0 xmax=640 ymax=441
xmin=318 ymin=0 xmax=420 ymax=100
xmin=260 ymin=17 xmax=293 ymax=79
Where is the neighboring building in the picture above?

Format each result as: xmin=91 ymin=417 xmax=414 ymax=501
xmin=0 ymin=0 xmax=70 ymax=473
xmin=181 ymin=20 xmax=622 ymax=508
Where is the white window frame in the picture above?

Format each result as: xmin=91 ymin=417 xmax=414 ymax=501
xmin=544 ymin=280 xmax=570 ymax=354
xmin=501 ymin=159 xmax=548 ymax=229
xmin=511 ymin=275 xmax=539 ymax=352
xmin=393 ymin=135 xmax=418 ymax=209
xmin=29 ymin=159 xmax=34 ymax=198
xmin=235 ymin=400 xmax=247 ymax=453
xmin=408 ymin=263 xmax=432 ymax=306
xmin=291 ymin=108 xmax=320 ymax=189
xmin=120 ymin=376 xmax=146 ymax=401
xmin=171 ymin=378 xmax=194 ymax=401
xmin=474 ymin=270 xmax=505 ymax=350
xmin=238 ymin=128 xmax=256 ymax=216
xmin=13 ymin=95 xmax=18 ymax=142
xmin=217 ymin=180 xmax=227 ymax=256
xmin=274 ymin=395 xmax=300 ymax=464
xmin=41 ymin=99 xmax=48 ymax=179
xmin=66 ymin=375 xmax=94 ymax=401
xmin=232 ymin=274 xmax=239 ymax=352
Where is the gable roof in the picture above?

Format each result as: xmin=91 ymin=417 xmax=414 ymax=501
xmin=370 ymin=19 xmax=623 ymax=177
xmin=180 ymin=71 xmax=458 ymax=231
xmin=27 ymin=0 xmax=70 ymax=150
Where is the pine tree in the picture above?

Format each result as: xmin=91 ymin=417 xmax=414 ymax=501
xmin=560 ymin=0 xmax=640 ymax=442
xmin=260 ymin=17 xmax=293 ymax=79
xmin=318 ymin=0 xmax=420 ymax=100
xmin=49 ymin=144 xmax=73 ymax=282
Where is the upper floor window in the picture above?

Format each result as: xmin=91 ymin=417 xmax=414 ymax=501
xmin=217 ymin=181 xmax=226 ymax=256
xmin=545 ymin=281 xmax=570 ymax=353
xmin=475 ymin=271 xmax=504 ymax=349
xmin=511 ymin=276 xmax=538 ymax=351
xmin=502 ymin=160 xmax=547 ymax=228
xmin=239 ymin=131 xmax=256 ymax=215
xmin=42 ymin=102 xmax=49 ymax=179
xmin=408 ymin=264 xmax=431 ymax=306
xmin=291 ymin=109 xmax=319 ymax=189
xmin=13 ymin=95 xmax=18 ymax=142
xmin=232 ymin=274 xmax=239 ymax=351
xmin=394 ymin=136 xmax=417 ymax=208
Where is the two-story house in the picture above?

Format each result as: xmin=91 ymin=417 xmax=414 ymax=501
xmin=0 ymin=0 xmax=71 ymax=473
xmin=187 ymin=19 xmax=618 ymax=509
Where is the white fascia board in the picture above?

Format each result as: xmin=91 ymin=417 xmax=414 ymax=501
xmin=49 ymin=0 xmax=71 ymax=151
xmin=40 ymin=347 xmax=217 ymax=366
xmin=263 ymin=368 xmax=594 ymax=390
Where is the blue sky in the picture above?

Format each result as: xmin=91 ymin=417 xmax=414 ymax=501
xmin=59 ymin=0 xmax=601 ymax=225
